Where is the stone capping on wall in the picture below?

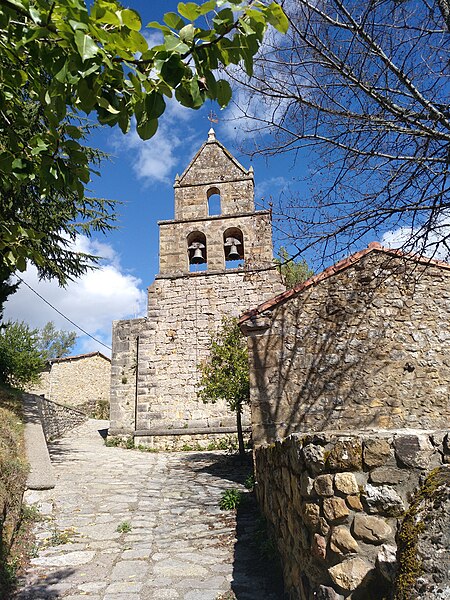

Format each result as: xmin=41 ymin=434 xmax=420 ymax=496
xmin=37 ymin=396 xmax=87 ymax=442
xmin=48 ymin=350 xmax=111 ymax=365
xmin=239 ymin=241 xmax=450 ymax=326
xmin=155 ymin=265 xmax=277 ymax=280
xmin=109 ymin=426 xmax=251 ymax=437
xmin=254 ymin=428 xmax=450 ymax=599
xmin=158 ymin=209 xmax=271 ymax=226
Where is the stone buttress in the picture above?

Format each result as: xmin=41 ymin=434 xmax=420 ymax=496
xmin=109 ymin=129 xmax=284 ymax=447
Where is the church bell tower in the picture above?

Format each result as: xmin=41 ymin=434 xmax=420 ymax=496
xmin=110 ymin=129 xmax=284 ymax=446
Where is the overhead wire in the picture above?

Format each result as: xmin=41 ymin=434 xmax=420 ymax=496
xmin=13 ymin=275 xmax=112 ymax=351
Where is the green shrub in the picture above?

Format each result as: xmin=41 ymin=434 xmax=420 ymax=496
xmin=0 ymin=322 xmax=44 ymax=389
xmin=219 ymin=489 xmax=243 ymax=510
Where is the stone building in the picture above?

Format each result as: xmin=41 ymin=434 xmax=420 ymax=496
xmin=28 ymin=351 xmax=111 ymax=413
xmin=110 ymin=129 xmax=284 ymax=448
xmin=240 ymin=242 xmax=450 ymax=445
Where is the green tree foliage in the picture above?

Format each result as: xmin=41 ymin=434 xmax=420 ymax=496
xmin=0 ymin=103 xmax=116 ymax=292
xmin=37 ymin=321 xmax=76 ymax=361
xmin=0 ymin=322 xmax=45 ymax=389
xmin=0 ymin=0 xmax=288 ymax=278
xmin=274 ymin=247 xmax=313 ymax=289
xmin=198 ymin=317 xmax=249 ymax=455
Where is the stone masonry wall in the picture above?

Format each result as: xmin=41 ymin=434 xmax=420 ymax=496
xmin=110 ymin=268 xmax=284 ymax=436
xmin=244 ymin=252 xmax=450 ymax=445
xmin=254 ymin=429 xmax=450 ymax=599
xmin=28 ymin=354 xmax=111 ymax=410
xmin=36 ymin=395 xmax=87 ymax=442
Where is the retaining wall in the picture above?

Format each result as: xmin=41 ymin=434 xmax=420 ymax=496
xmin=254 ymin=429 xmax=450 ymax=599
xmin=36 ymin=396 xmax=87 ymax=442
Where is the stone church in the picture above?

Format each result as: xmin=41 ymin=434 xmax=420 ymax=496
xmin=109 ymin=129 xmax=284 ymax=448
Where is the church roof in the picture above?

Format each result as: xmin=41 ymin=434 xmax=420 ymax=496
xmin=49 ymin=351 xmax=111 ymax=364
xmin=239 ymin=241 xmax=450 ymax=324
xmin=175 ymin=128 xmax=252 ymax=185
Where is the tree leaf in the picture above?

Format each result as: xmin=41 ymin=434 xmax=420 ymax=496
xmin=121 ymin=9 xmax=141 ymax=31
xmin=136 ymin=117 xmax=158 ymax=140
xmin=216 ymin=79 xmax=232 ymax=108
xmin=179 ymin=24 xmax=195 ymax=45
xmin=160 ymin=55 xmax=185 ymax=87
xmin=163 ymin=34 xmax=190 ymax=54
xmin=264 ymin=3 xmax=289 ymax=34
xmin=145 ymin=91 xmax=166 ymax=119
xmin=74 ymin=30 xmax=99 ymax=61
xmin=177 ymin=2 xmax=201 ymax=21
xmin=163 ymin=12 xmax=186 ymax=30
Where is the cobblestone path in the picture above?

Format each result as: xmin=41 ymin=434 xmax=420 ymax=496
xmin=17 ymin=420 xmax=284 ymax=600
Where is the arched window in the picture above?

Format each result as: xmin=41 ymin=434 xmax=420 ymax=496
xmin=207 ymin=187 xmax=221 ymax=216
xmin=187 ymin=231 xmax=207 ymax=272
xmin=223 ymin=227 xmax=244 ymax=268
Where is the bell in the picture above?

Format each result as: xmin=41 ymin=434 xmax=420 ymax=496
xmin=227 ymin=244 xmax=240 ymax=261
xmin=191 ymin=247 xmax=205 ymax=264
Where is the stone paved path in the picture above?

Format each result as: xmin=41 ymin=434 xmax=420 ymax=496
xmin=17 ymin=420 xmax=284 ymax=600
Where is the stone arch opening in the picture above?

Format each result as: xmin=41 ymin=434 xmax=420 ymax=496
xmin=223 ymin=227 xmax=244 ymax=268
xmin=187 ymin=231 xmax=207 ymax=272
xmin=207 ymin=187 xmax=221 ymax=216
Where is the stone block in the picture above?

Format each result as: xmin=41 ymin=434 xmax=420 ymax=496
xmin=314 ymin=474 xmax=335 ymax=497
xmin=323 ymin=497 xmax=350 ymax=524
xmin=328 ymin=557 xmax=372 ymax=592
xmin=363 ymin=438 xmax=392 ymax=469
xmin=362 ymin=484 xmax=405 ymax=516
xmin=302 ymin=444 xmax=326 ymax=475
xmin=301 ymin=502 xmax=321 ymax=531
xmin=346 ymin=495 xmax=363 ymax=511
xmin=376 ymin=544 xmax=397 ymax=582
xmin=327 ymin=440 xmax=362 ymax=471
xmin=329 ymin=526 xmax=359 ymax=555
xmin=394 ymin=434 xmax=435 ymax=469
xmin=369 ymin=466 xmax=408 ymax=485
xmin=334 ymin=472 xmax=359 ymax=496
xmin=352 ymin=514 xmax=392 ymax=544
xmin=311 ymin=533 xmax=327 ymax=560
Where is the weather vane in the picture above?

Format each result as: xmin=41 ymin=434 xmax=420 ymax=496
xmin=208 ymin=110 xmax=219 ymax=124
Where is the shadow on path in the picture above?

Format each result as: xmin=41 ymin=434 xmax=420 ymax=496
xmin=228 ymin=494 xmax=286 ymax=600
xmin=15 ymin=568 xmax=76 ymax=599
xmin=185 ymin=452 xmax=286 ymax=599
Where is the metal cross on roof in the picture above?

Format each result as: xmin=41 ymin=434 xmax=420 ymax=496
xmin=208 ymin=110 xmax=219 ymax=124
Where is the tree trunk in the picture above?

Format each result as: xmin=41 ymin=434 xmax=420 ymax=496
xmin=236 ymin=407 xmax=245 ymax=456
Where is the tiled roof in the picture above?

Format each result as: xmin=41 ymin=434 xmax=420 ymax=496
xmin=239 ymin=242 xmax=450 ymax=324
xmin=49 ymin=351 xmax=111 ymax=364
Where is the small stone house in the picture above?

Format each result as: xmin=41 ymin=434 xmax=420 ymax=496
xmin=29 ymin=351 xmax=111 ymax=414
xmin=240 ymin=242 xmax=450 ymax=445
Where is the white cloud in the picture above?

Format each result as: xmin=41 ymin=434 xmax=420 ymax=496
xmin=112 ymin=97 xmax=200 ymax=185
xmin=381 ymin=214 xmax=450 ymax=262
xmin=3 ymin=236 xmax=147 ymax=357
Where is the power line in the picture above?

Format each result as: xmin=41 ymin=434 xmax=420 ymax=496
xmin=13 ymin=275 xmax=112 ymax=351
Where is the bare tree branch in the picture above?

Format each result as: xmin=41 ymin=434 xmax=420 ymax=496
xmin=227 ymin=0 xmax=450 ymax=263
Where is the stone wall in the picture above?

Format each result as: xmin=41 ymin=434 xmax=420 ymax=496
xmin=243 ymin=250 xmax=450 ymax=445
xmin=110 ymin=269 xmax=283 ymax=437
xmin=36 ymin=396 xmax=87 ymax=442
xmin=28 ymin=352 xmax=111 ymax=411
xmin=254 ymin=429 xmax=450 ymax=599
